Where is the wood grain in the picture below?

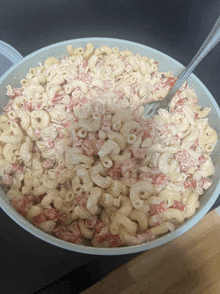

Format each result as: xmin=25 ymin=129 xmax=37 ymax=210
xmin=81 ymin=210 xmax=220 ymax=294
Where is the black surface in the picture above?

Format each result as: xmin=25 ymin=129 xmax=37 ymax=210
xmin=1 ymin=0 xmax=220 ymax=293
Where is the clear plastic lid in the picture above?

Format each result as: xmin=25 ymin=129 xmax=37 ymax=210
xmin=0 ymin=40 xmax=23 ymax=77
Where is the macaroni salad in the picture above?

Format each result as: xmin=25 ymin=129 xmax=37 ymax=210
xmin=0 ymin=43 xmax=217 ymax=247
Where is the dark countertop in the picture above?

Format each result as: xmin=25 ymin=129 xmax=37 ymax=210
xmin=1 ymin=1 xmax=220 ymax=293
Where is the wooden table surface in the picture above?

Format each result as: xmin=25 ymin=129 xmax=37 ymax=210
xmin=82 ymin=209 xmax=220 ymax=294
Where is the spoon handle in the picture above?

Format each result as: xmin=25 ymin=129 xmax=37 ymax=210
xmin=161 ymin=15 xmax=220 ymax=107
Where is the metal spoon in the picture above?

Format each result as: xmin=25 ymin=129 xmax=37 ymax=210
xmin=144 ymin=15 xmax=220 ymax=117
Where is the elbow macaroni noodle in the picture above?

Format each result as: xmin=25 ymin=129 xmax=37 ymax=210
xmin=0 ymin=43 xmax=217 ymax=248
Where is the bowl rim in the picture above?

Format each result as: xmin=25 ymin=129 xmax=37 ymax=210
xmin=1 ymin=37 xmax=220 ymax=255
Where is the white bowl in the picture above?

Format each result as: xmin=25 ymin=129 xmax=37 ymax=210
xmin=0 ymin=38 xmax=220 ymax=255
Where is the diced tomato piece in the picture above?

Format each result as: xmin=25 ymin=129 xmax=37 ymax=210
xmin=155 ymin=202 xmax=169 ymax=214
xmin=0 ymin=174 xmax=13 ymax=185
xmin=74 ymin=237 xmax=82 ymax=245
xmin=131 ymin=147 xmax=146 ymax=159
xmin=175 ymin=98 xmax=184 ymax=106
xmin=108 ymin=234 xmax=123 ymax=248
xmin=61 ymin=232 xmax=77 ymax=243
xmin=43 ymin=159 xmax=54 ymax=169
xmin=121 ymin=159 xmax=134 ymax=173
xmin=27 ymin=193 xmax=45 ymax=205
xmin=38 ymin=194 xmax=46 ymax=203
xmin=150 ymin=174 xmax=161 ymax=184
xmin=52 ymin=93 xmax=63 ymax=104
xmin=6 ymin=87 xmax=22 ymax=99
xmin=95 ymin=139 xmax=106 ymax=152
xmin=190 ymin=139 xmax=199 ymax=151
xmin=134 ymin=116 xmax=149 ymax=128
xmin=26 ymin=194 xmax=35 ymax=204
xmin=62 ymin=120 xmax=71 ymax=128
xmin=159 ymin=124 xmax=169 ymax=135
xmin=183 ymin=179 xmax=203 ymax=190
xmin=32 ymin=146 xmax=39 ymax=153
xmin=94 ymin=226 xmax=110 ymax=244
xmin=192 ymin=98 xmax=199 ymax=105
xmin=12 ymin=197 xmax=29 ymax=217
xmin=172 ymin=200 xmax=185 ymax=212
xmin=142 ymin=126 xmax=153 ymax=138
xmin=76 ymin=193 xmax=89 ymax=209
xmin=94 ymin=224 xmax=120 ymax=247
xmin=9 ymin=119 xmax=18 ymax=124
xmin=94 ymin=234 xmax=107 ymax=245
xmin=115 ymin=89 xmax=124 ymax=100
xmin=60 ymin=232 xmax=82 ymax=244
xmin=68 ymin=99 xmax=77 ymax=109
xmin=198 ymin=155 xmax=207 ymax=165
xmin=6 ymin=87 xmax=15 ymax=98
xmin=97 ymin=57 xmax=105 ymax=67
xmin=146 ymin=229 xmax=156 ymax=241
xmin=183 ymin=180 xmax=193 ymax=189
xmin=13 ymin=169 xmax=24 ymax=180
xmin=149 ymin=214 xmax=163 ymax=226
xmin=34 ymin=101 xmax=42 ymax=110
xmin=173 ymin=134 xmax=179 ymax=141
xmin=68 ymin=223 xmax=81 ymax=237
xmin=175 ymin=150 xmax=197 ymax=172
xmin=57 ymin=212 xmax=67 ymax=224
xmin=45 ymin=140 xmax=54 ymax=148
xmin=149 ymin=202 xmax=168 ymax=216
xmin=53 ymin=225 xmax=65 ymax=237
xmin=155 ymin=174 xmax=169 ymax=187
xmin=203 ymin=177 xmax=213 ymax=190
xmin=22 ymin=101 xmax=32 ymax=111
xmin=149 ymin=205 xmax=158 ymax=216
xmin=103 ymin=79 xmax=113 ymax=90
xmin=108 ymin=162 xmax=122 ymax=180
xmin=82 ymin=139 xmax=95 ymax=156
xmin=194 ymin=112 xmax=199 ymax=119
xmin=44 ymin=208 xmax=59 ymax=222
xmin=13 ymin=87 xmax=22 ymax=97
xmin=108 ymin=168 xmax=121 ymax=180
xmin=113 ymin=162 xmax=122 ymax=171
xmin=34 ymin=129 xmax=41 ymax=138
xmin=78 ymin=97 xmax=89 ymax=106
xmin=130 ymin=233 xmax=149 ymax=245
xmin=82 ymin=60 xmax=88 ymax=69
xmin=124 ymin=60 xmax=130 ymax=68
xmin=94 ymin=220 xmax=106 ymax=234
xmin=166 ymin=77 xmax=178 ymax=88
xmin=32 ymin=212 xmax=47 ymax=227
xmin=139 ymin=169 xmax=162 ymax=184
xmin=77 ymin=72 xmax=91 ymax=84
xmin=11 ymin=164 xmax=23 ymax=173
xmin=87 ymin=132 xmax=98 ymax=140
